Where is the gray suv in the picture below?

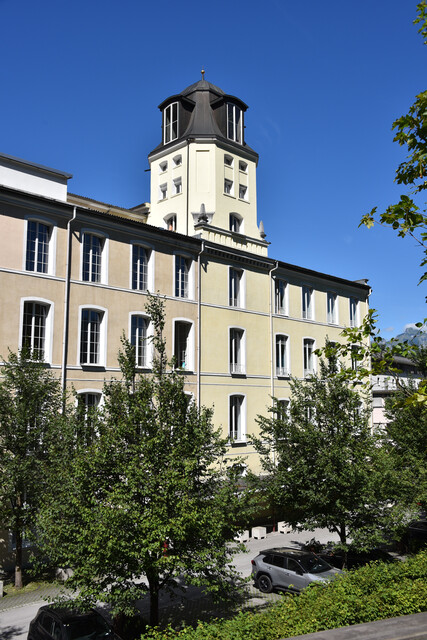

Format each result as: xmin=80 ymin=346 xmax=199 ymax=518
xmin=251 ymin=547 xmax=342 ymax=593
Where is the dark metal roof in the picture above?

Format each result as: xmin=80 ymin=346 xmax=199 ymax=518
xmin=0 ymin=151 xmax=73 ymax=179
xmin=181 ymin=79 xmax=225 ymax=97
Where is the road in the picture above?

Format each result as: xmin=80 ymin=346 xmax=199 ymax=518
xmin=0 ymin=527 xmax=339 ymax=639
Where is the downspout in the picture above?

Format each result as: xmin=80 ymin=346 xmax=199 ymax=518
xmin=196 ymin=241 xmax=205 ymax=408
xmin=269 ymin=261 xmax=280 ymax=400
xmin=186 ymin=139 xmax=191 ymax=236
xmin=61 ymin=206 xmax=77 ymax=395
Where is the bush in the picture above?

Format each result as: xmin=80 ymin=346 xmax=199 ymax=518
xmin=143 ymin=552 xmax=427 ymax=640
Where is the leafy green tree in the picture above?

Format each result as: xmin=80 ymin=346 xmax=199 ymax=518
xmin=251 ymin=356 xmax=403 ymax=564
xmin=0 ymin=349 xmax=65 ymax=588
xmin=36 ymin=295 xmax=250 ymax=627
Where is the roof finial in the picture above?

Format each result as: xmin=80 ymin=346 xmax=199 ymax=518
xmin=201 ymin=68 xmax=205 ymax=80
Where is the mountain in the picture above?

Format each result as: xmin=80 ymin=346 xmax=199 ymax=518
xmin=388 ymin=327 xmax=427 ymax=347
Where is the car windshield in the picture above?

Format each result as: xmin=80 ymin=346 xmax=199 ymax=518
xmin=298 ymin=554 xmax=333 ymax=574
xmin=66 ymin=615 xmax=112 ymax=640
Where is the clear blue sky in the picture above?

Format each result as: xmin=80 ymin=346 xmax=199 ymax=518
xmin=1 ymin=0 xmax=425 ymax=337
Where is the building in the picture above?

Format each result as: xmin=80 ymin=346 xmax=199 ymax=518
xmin=0 ymin=77 xmax=371 ymax=478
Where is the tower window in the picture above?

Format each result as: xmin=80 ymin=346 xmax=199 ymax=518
xmin=159 ymin=161 xmax=168 ymax=173
xmin=239 ymin=184 xmax=248 ymax=200
xmin=229 ymin=213 xmax=242 ymax=233
xmin=227 ymin=103 xmax=242 ymax=143
xmin=173 ymin=177 xmax=182 ymax=195
xmin=224 ymin=179 xmax=234 ymax=195
xmin=164 ymin=102 xmax=178 ymax=144
xmin=173 ymin=154 xmax=182 ymax=167
xmin=224 ymin=154 xmax=233 ymax=167
xmin=239 ymin=161 xmax=248 ymax=173
xmin=159 ymin=183 xmax=167 ymax=200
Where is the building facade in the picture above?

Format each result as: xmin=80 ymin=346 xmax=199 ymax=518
xmin=0 ymin=78 xmax=371 ymax=479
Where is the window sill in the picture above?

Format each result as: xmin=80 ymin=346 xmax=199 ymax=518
xmin=224 ymin=192 xmax=236 ymax=199
xmin=80 ymin=364 xmax=106 ymax=371
xmin=230 ymin=371 xmax=247 ymax=378
xmin=228 ymin=440 xmax=247 ymax=448
xmin=171 ymin=192 xmax=182 ymax=198
xmin=238 ymin=198 xmax=249 ymax=204
xmin=276 ymin=373 xmax=290 ymax=379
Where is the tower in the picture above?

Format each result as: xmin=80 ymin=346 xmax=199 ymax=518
xmin=147 ymin=77 xmax=268 ymax=256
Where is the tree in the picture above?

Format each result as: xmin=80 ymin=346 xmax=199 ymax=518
xmin=251 ymin=356 xmax=403 ymax=564
xmin=0 ymin=349 xmax=66 ymax=588
xmin=36 ymin=295 xmax=250 ymax=627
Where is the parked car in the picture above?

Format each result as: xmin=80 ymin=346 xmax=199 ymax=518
xmin=251 ymin=547 xmax=342 ymax=593
xmin=28 ymin=605 xmax=118 ymax=640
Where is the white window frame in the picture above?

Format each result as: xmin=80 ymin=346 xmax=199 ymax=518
xmin=164 ymin=101 xmax=179 ymax=144
xmin=130 ymin=242 xmax=154 ymax=292
xmin=174 ymin=253 xmax=194 ymax=299
xmin=303 ymin=337 xmax=316 ymax=377
xmin=229 ymin=267 xmax=245 ymax=308
xmin=80 ymin=230 xmax=108 ymax=284
xmin=173 ymin=318 xmax=194 ymax=372
xmin=159 ymin=183 xmax=168 ymax=201
xmin=227 ymin=103 xmax=243 ymax=143
xmin=224 ymin=178 xmax=234 ymax=196
xmin=275 ymin=333 xmax=289 ymax=377
xmin=274 ymin=279 xmax=288 ymax=315
xmin=23 ymin=216 xmax=56 ymax=276
xmin=229 ymin=394 xmax=246 ymax=442
xmin=173 ymin=177 xmax=182 ymax=195
xmin=327 ymin=291 xmax=338 ymax=325
xmin=76 ymin=389 xmax=103 ymax=411
xmin=229 ymin=213 xmax=243 ymax=233
xmin=238 ymin=184 xmax=248 ymax=201
xmin=19 ymin=297 xmax=54 ymax=364
xmin=129 ymin=313 xmax=153 ymax=369
xmin=164 ymin=213 xmax=177 ymax=231
xmin=276 ymin=398 xmax=290 ymax=419
xmin=349 ymin=297 xmax=359 ymax=327
xmin=302 ymin=285 xmax=314 ymax=320
xmin=78 ymin=305 xmax=107 ymax=367
xmin=229 ymin=327 xmax=246 ymax=375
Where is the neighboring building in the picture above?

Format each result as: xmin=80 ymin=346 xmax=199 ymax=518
xmin=372 ymin=355 xmax=422 ymax=428
xmin=0 ymin=77 xmax=371 ymax=479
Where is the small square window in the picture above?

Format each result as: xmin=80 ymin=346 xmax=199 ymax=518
xmin=173 ymin=178 xmax=182 ymax=195
xmin=229 ymin=214 xmax=241 ymax=233
xmin=224 ymin=179 xmax=234 ymax=195
xmin=239 ymin=161 xmax=248 ymax=173
xmin=239 ymin=184 xmax=248 ymax=200
xmin=159 ymin=161 xmax=168 ymax=173
xmin=173 ymin=154 xmax=182 ymax=167
xmin=224 ymin=154 xmax=233 ymax=167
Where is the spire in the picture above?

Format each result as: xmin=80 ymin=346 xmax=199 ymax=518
xmin=201 ymin=68 xmax=205 ymax=80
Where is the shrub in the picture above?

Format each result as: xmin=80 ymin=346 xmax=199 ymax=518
xmin=143 ymin=552 xmax=427 ymax=640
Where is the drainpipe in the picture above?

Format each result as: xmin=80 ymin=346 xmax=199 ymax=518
xmin=186 ymin=139 xmax=191 ymax=236
xmin=61 ymin=206 xmax=77 ymax=394
xmin=196 ymin=241 xmax=205 ymax=408
xmin=269 ymin=261 xmax=280 ymax=400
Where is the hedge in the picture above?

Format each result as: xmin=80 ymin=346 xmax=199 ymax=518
xmin=143 ymin=551 xmax=427 ymax=640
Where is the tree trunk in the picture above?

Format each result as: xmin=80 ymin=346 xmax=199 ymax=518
xmin=15 ymin=527 xmax=23 ymax=589
xmin=339 ymin=523 xmax=347 ymax=569
xmin=148 ymin=576 xmax=160 ymax=627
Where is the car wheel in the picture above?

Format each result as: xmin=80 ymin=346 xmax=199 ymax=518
xmin=257 ymin=574 xmax=273 ymax=593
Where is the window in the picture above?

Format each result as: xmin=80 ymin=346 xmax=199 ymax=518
xmin=164 ymin=102 xmax=178 ymax=144
xmin=159 ymin=183 xmax=167 ymax=200
xmin=351 ymin=344 xmax=359 ymax=371
xmin=229 ymin=395 xmax=245 ymax=441
xmin=131 ymin=315 xmax=149 ymax=368
xmin=82 ymin=233 xmax=105 ymax=283
xmin=350 ymin=298 xmax=359 ymax=327
xmin=175 ymin=255 xmax=191 ymax=298
xmin=229 ymin=268 xmax=243 ymax=307
xmin=276 ymin=335 xmax=289 ymax=377
xmin=22 ymin=301 xmax=49 ymax=360
xmin=239 ymin=184 xmax=248 ymax=200
xmin=275 ymin=279 xmax=288 ymax=315
xmin=229 ymin=213 xmax=242 ymax=233
xmin=77 ymin=391 xmax=101 ymax=423
xmin=25 ymin=220 xmax=50 ymax=273
xmin=159 ymin=161 xmax=168 ymax=173
xmin=173 ymin=177 xmax=182 ymax=195
xmin=173 ymin=154 xmax=182 ymax=167
xmin=165 ymin=214 xmax=177 ymax=231
xmin=224 ymin=178 xmax=234 ymax=195
xmin=224 ymin=154 xmax=233 ymax=167
xmin=131 ymin=245 xmax=150 ymax=291
xmin=276 ymin=399 xmax=290 ymax=420
xmin=227 ymin=103 xmax=242 ymax=143
xmin=174 ymin=320 xmax=193 ymax=370
xmin=80 ymin=308 xmax=104 ymax=366
xmin=327 ymin=292 xmax=338 ymax=324
xmin=239 ymin=161 xmax=248 ymax=173
xmin=303 ymin=338 xmax=315 ymax=377
xmin=230 ymin=328 xmax=245 ymax=375
xmin=302 ymin=286 xmax=314 ymax=320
